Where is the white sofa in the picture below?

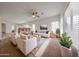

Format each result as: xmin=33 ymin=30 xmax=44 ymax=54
xmin=16 ymin=37 xmax=37 ymax=56
xmin=10 ymin=33 xmax=20 ymax=45
xmin=35 ymin=32 xmax=50 ymax=38
xmin=10 ymin=33 xmax=37 ymax=56
xmin=10 ymin=33 xmax=16 ymax=45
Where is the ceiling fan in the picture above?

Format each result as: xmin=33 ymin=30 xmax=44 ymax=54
xmin=32 ymin=12 xmax=40 ymax=18
xmin=32 ymin=9 xmax=43 ymax=19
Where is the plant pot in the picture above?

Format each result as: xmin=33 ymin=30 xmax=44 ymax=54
xmin=60 ymin=45 xmax=72 ymax=57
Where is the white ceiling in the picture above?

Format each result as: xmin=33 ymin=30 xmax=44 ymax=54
xmin=0 ymin=2 xmax=69 ymax=24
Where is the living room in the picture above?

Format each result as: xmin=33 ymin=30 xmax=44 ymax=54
xmin=0 ymin=2 xmax=79 ymax=57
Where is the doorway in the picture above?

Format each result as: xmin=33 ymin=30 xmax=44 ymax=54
xmin=2 ymin=23 xmax=6 ymax=38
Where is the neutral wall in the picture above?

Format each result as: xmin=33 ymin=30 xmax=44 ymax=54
xmin=2 ymin=20 xmax=16 ymax=34
xmin=26 ymin=15 xmax=60 ymax=32
xmin=6 ymin=22 xmax=13 ymax=33
xmin=0 ymin=17 xmax=2 ymax=39
xmin=63 ymin=2 xmax=79 ymax=50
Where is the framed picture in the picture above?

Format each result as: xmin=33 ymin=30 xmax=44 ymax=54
xmin=40 ymin=25 xmax=47 ymax=30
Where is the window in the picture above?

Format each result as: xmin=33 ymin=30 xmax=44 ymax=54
xmin=51 ymin=21 xmax=59 ymax=33
xmin=32 ymin=24 xmax=35 ymax=33
xmin=11 ymin=25 xmax=15 ymax=31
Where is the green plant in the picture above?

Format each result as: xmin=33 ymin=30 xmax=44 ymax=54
xmin=56 ymin=28 xmax=60 ymax=38
xmin=56 ymin=28 xmax=60 ymax=35
xmin=60 ymin=32 xmax=72 ymax=48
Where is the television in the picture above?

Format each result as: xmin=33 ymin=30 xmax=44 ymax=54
xmin=40 ymin=25 xmax=47 ymax=30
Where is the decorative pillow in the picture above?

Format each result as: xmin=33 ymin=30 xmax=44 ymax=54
xmin=20 ymin=34 xmax=33 ymax=40
xmin=27 ymin=35 xmax=33 ymax=39
xmin=20 ymin=36 xmax=26 ymax=40
xmin=20 ymin=34 xmax=27 ymax=40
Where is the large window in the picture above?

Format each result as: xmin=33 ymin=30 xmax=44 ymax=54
xmin=51 ymin=21 xmax=59 ymax=33
xmin=11 ymin=25 xmax=15 ymax=31
xmin=32 ymin=24 xmax=35 ymax=33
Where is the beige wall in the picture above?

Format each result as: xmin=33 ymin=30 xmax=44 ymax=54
xmin=24 ymin=15 xmax=60 ymax=32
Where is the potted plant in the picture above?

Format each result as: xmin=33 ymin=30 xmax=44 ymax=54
xmin=56 ymin=28 xmax=60 ymax=38
xmin=59 ymin=32 xmax=72 ymax=57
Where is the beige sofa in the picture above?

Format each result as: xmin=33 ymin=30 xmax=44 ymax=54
xmin=10 ymin=33 xmax=20 ymax=45
xmin=16 ymin=37 xmax=37 ymax=56
xmin=10 ymin=33 xmax=16 ymax=45
xmin=10 ymin=33 xmax=37 ymax=56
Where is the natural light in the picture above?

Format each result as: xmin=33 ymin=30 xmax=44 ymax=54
xmin=51 ymin=21 xmax=59 ymax=33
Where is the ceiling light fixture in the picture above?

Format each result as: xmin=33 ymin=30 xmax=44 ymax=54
xmin=32 ymin=15 xmax=36 ymax=18
xmin=32 ymin=9 xmax=43 ymax=19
